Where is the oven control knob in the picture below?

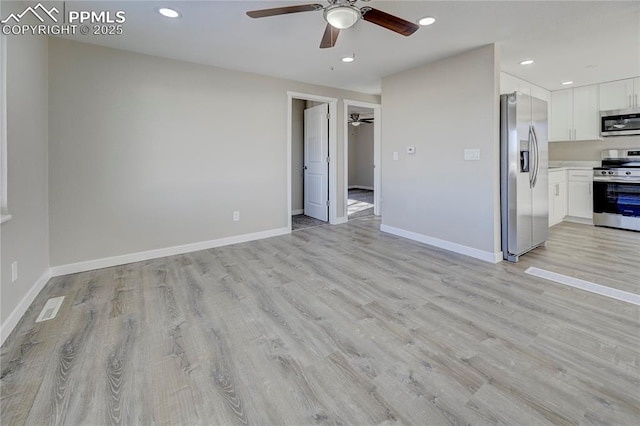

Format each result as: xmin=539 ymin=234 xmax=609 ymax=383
xmin=601 ymin=171 xmax=607 ymax=175
xmin=626 ymin=171 xmax=632 ymax=175
xmin=608 ymin=171 xmax=614 ymax=175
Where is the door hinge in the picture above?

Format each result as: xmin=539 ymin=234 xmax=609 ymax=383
xmin=326 ymin=200 xmax=330 ymax=207
xmin=326 ymin=113 xmax=330 ymax=120
xmin=326 ymin=156 xmax=330 ymax=163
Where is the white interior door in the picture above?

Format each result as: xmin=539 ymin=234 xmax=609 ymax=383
xmin=304 ymin=104 xmax=329 ymax=221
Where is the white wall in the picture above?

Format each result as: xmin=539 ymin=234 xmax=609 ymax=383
xmin=291 ymin=98 xmax=305 ymax=213
xmin=550 ymin=136 xmax=640 ymax=161
xmin=0 ymin=26 xmax=50 ymax=326
xmin=380 ymin=44 xmax=501 ymax=262
xmin=348 ymin=123 xmax=374 ymax=188
xmin=48 ymin=39 xmax=378 ymax=267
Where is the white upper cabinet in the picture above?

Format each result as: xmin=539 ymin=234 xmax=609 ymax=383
xmin=550 ymin=89 xmax=573 ymax=141
xmin=500 ymin=72 xmax=551 ymax=139
xmin=500 ymin=72 xmax=550 ymax=100
xmin=599 ymin=78 xmax=640 ymax=110
xmin=572 ymin=85 xmax=599 ymax=140
xmin=530 ymin=85 xmax=550 ymax=103
xmin=550 ymin=85 xmax=599 ymax=141
xmin=500 ymin=73 xmax=519 ymax=95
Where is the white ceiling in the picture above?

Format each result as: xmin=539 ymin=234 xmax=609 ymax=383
xmin=55 ymin=1 xmax=640 ymax=94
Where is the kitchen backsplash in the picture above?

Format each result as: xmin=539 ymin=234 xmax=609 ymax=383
xmin=549 ymin=136 xmax=640 ymax=161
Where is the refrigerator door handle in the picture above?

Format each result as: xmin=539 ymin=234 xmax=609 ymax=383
xmin=528 ymin=125 xmax=534 ymax=187
xmin=530 ymin=125 xmax=540 ymax=188
xmin=531 ymin=126 xmax=540 ymax=188
xmin=527 ymin=126 xmax=534 ymax=187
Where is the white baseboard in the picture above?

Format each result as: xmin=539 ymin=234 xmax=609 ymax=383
xmin=549 ymin=219 xmax=563 ymax=227
xmin=50 ymin=227 xmax=290 ymax=277
xmin=333 ymin=216 xmax=348 ymax=225
xmin=291 ymin=209 xmax=304 ymax=215
xmin=348 ymin=185 xmax=374 ymax=191
xmin=563 ymin=216 xmax=593 ymax=225
xmin=380 ymin=224 xmax=502 ymax=264
xmin=1 ymin=269 xmax=51 ymax=345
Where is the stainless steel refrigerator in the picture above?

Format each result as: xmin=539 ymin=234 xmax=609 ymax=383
xmin=500 ymin=92 xmax=548 ymax=262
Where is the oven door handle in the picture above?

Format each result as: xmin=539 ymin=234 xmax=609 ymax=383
xmin=594 ymin=178 xmax=640 ymax=184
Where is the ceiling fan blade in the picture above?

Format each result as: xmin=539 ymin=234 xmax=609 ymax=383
xmin=320 ymin=24 xmax=340 ymax=49
xmin=361 ymin=119 xmax=374 ymax=123
xmin=361 ymin=8 xmax=419 ymax=36
xmin=247 ymin=4 xmax=322 ymax=18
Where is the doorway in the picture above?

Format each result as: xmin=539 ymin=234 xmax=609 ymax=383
xmin=344 ymin=100 xmax=381 ymax=219
xmin=347 ymin=105 xmax=374 ymax=219
xmin=287 ymin=92 xmax=338 ymax=231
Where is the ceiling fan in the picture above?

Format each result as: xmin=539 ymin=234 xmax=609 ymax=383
xmin=246 ymin=0 xmax=419 ymax=49
xmin=349 ymin=113 xmax=374 ymax=126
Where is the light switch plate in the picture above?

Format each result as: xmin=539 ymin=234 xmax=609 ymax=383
xmin=393 ymin=152 xmax=399 ymax=161
xmin=464 ymin=148 xmax=481 ymax=161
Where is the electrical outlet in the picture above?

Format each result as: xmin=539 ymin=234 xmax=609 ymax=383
xmin=11 ymin=261 xmax=18 ymax=282
xmin=233 ymin=211 xmax=240 ymax=221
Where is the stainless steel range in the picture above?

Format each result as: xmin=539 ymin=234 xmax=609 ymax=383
xmin=593 ymin=149 xmax=640 ymax=231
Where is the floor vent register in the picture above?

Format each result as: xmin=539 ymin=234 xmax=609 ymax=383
xmin=35 ymin=296 xmax=65 ymax=323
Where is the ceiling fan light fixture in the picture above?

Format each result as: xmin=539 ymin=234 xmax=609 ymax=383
xmin=324 ymin=5 xmax=361 ymax=29
xmin=351 ymin=121 xmax=361 ymax=127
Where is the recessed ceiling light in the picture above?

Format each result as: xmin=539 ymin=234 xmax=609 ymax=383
xmin=561 ymin=81 xmax=574 ymax=85
xmin=158 ymin=7 xmax=181 ymax=18
xmin=341 ymin=55 xmax=355 ymax=63
xmin=520 ymin=59 xmax=534 ymax=65
xmin=418 ymin=16 xmax=436 ymax=26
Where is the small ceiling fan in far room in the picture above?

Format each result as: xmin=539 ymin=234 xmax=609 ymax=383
xmin=349 ymin=113 xmax=374 ymax=126
xmin=246 ymin=0 xmax=420 ymax=49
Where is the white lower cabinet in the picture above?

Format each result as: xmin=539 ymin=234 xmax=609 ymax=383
xmin=566 ymin=169 xmax=593 ymax=223
xmin=549 ymin=170 xmax=567 ymax=226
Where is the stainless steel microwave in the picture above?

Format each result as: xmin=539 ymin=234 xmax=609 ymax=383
xmin=600 ymin=107 xmax=640 ymax=137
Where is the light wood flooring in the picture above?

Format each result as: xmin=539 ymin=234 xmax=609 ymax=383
xmin=1 ymin=218 xmax=639 ymax=425
xmin=348 ymin=189 xmax=374 ymax=219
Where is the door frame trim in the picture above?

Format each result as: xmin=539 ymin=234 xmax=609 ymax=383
xmin=343 ymin=99 xmax=381 ymax=217
xmin=287 ymin=91 xmax=338 ymax=230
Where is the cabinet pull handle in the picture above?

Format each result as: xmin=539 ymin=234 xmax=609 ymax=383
xmin=555 ymin=184 xmax=559 ymax=196
xmin=636 ymin=94 xmax=638 ymax=107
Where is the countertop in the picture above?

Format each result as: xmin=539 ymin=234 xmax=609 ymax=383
xmin=548 ymin=161 xmax=599 ymax=172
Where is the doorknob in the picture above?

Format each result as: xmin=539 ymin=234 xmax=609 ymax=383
xmin=303 ymin=166 xmax=308 ymax=170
